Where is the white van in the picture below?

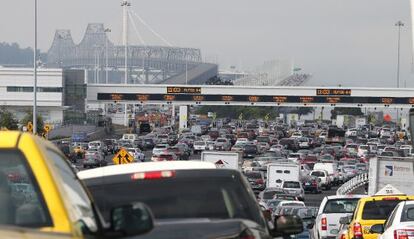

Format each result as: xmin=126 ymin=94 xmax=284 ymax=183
xmin=313 ymin=162 xmax=339 ymax=185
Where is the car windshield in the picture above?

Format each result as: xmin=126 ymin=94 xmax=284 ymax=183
xmin=362 ymin=200 xmax=403 ymax=220
xmin=323 ymin=198 xmax=359 ymax=213
xmin=84 ymin=171 xmax=263 ymax=226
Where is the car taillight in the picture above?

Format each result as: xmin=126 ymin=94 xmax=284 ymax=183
xmin=239 ymin=229 xmax=255 ymax=239
xmin=131 ymin=170 xmax=176 ymax=180
xmin=321 ymin=217 xmax=327 ymax=231
xmin=394 ymin=229 xmax=414 ymax=239
xmin=255 ymin=179 xmax=264 ymax=184
xmin=383 ymin=197 xmax=400 ymax=201
xmin=353 ymin=222 xmax=363 ymax=238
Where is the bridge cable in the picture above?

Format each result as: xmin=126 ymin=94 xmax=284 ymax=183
xmin=127 ymin=10 xmax=147 ymax=46
xmin=129 ymin=10 xmax=173 ymax=47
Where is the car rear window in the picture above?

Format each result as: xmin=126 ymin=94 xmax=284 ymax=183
xmin=84 ymin=170 xmax=264 ymax=227
xmin=244 ymin=145 xmax=256 ymax=150
xmin=323 ymin=199 xmax=359 ymax=213
xmin=283 ymin=181 xmax=300 ymax=188
xmin=362 ymin=200 xmax=402 ymax=220
xmin=263 ymin=190 xmax=283 ymax=199
xmin=311 ymin=171 xmax=325 ymax=177
xmin=245 ymin=172 xmax=261 ymax=179
xmin=0 ymin=150 xmax=52 ymax=228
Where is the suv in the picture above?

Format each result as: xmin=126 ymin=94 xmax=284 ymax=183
xmin=0 ymin=131 xmax=153 ymax=238
xmin=281 ymin=180 xmax=305 ymax=201
xmin=79 ymin=161 xmax=304 ymax=238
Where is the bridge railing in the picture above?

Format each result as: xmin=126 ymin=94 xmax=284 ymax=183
xmin=336 ymin=173 xmax=368 ymax=195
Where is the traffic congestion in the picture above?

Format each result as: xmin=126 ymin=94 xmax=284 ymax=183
xmin=2 ymin=108 xmax=414 ymax=239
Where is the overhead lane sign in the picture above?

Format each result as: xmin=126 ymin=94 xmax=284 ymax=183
xmin=167 ymin=86 xmax=201 ymax=94
xmin=97 ymin=93 xmax=414 ymax=106
xmin=316 ymin=89 xmax=352 ymax=96
xmin=112 ymin=148 xmax=134 ymax=165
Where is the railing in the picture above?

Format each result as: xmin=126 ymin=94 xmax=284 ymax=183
xmin=336 ymin=173 xmax=369 ymax=195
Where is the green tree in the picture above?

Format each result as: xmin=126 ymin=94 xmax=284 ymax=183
xmin=0 ymin=108 xmax=18 ymax=130
xmin=21 ymin=111 xmax=44 ymax=134
xmin=330 ymin=107 xmax=363 ymax=120
xmin=195 ymin=106 xmax=278 ymax=120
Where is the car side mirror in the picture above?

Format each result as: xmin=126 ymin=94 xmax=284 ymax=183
xmin=339 ymin=216 xmax=351 ymax=225
xmin=262 ymin=209 xmax=272 ymax=222
xmin=110 ymin=202 xmax=154 ymax=237
xmin=306 ymin=221 xmax=315 ymax=230
xmin=369 ymin=224 xmax=384 ymax=234
xmin=318 ymin=178 xmax=321 ymax=182
xmin=271 ymin=215 xmax=303 ymax=237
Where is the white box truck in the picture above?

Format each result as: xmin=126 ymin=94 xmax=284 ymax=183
xmin=201 ymin=151 xmax=241 ymax=170
xmin=267 ymin=162 xmax=300 ymax=188
xmin=368 ymin=156 xmax=414 ymax=195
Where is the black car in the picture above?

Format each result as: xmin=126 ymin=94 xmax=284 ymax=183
xmin=244 ymin=171 xmax=266 ymax=193
xmin=143 ymin=138 xmax=155 ymax=149
xmin=302 ymin=176 xmax=321 ymax=194
xmin=81 ymin=166 xmax=303 ymax=239
xmin=279 ymin=138 xmax=300 ymax=151
xmin=243 ymin=144 xmax=259 ymax=158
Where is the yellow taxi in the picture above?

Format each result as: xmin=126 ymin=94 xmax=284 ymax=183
xmin=0 ymin=131 xmax=153 ymax=238
xmin=346 ymin=186 xmax=414 ymax=239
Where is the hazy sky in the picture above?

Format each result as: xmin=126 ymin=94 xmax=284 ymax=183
xmin=0 ymin=0 xmax=413 ymax=87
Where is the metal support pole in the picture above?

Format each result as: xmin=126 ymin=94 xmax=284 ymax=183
xmin=33 ymin=0 xmax=38 ymax=134
xmin=105 ymin=28 xmax=111 ymax=84
xmin=396 ymin=21 xmax=404 ymax=88
xmin=185 ymin=60 xmax=188 ymax=85
xmin=122 ymin=1 xmax=130 ymax=126
xmin=395 ymin=21 xmax=404 ymax=127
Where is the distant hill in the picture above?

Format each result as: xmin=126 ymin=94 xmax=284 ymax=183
xmin=0 ymin=42 xmax=34 ymax=66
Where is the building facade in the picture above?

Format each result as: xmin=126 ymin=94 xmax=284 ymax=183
xmin=0 ymin=67 xmax=86 ymax=125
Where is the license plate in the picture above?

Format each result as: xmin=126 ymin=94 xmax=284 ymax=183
xmin=330 ymin=229 xmax=339 ymax=234
xmin=363 ymin=226 xmax=371 ymax=234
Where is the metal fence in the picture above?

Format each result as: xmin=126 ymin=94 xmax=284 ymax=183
xmin=336 ymin=173 xmax=368 ymax=195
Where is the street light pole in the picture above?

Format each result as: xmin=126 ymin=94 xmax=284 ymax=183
xmin=395 ymin=21 xmax=404 ymax=127
xmin=395 ymin=21 xmax=404 ymax=88
xmin=33 ymin=0 xmax=38 ymax=134
xmin=104 ymin=28 xmax=111 ymax=84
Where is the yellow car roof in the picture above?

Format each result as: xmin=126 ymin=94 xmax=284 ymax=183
xmin=0 ymin=131 xmax=21 ymax=148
